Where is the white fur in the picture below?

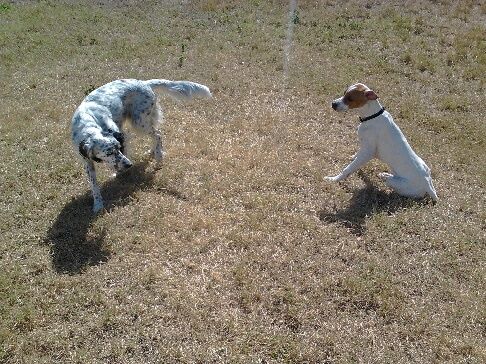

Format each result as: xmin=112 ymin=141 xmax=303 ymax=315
xmin=71 ymin=78 xmax=211 ymax=213
xmin=326 ymin=85 xmax=437 ymax=201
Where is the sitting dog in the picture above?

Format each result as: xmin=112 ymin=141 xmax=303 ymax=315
xmin=71 ymin=78 xmax=211 ymax=212
xmin=325 ymin=83 xmax=437 ymax=201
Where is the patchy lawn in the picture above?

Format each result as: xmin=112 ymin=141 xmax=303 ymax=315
xmin=1 ymin=0 xmax=485 ymax=362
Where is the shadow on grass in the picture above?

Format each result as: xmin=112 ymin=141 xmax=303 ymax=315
xmin=45 ymin=161 xmax=161 ymax=275
xmin=319 ymin=172 xmax=429 ymax=236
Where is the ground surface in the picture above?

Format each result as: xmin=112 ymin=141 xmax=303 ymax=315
xmin=1 ymin=0 xmax=485 ymax=363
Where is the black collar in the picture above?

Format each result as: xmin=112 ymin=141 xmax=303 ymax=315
xmin=359 ymin=107 xmax=385 ymax=122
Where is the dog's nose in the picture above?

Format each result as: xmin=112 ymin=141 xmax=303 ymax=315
xmin=331 ymin=101 xmax=338 ymax=110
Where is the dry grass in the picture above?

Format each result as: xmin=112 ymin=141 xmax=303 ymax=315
xmin=1 ymin=0 xmax=485 ymax=363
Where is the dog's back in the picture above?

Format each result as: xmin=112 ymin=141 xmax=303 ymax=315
xmin=85 ymin=80 xmax=154 ymax=125
xmin=370 ymin=112 xmax=429 ymax=178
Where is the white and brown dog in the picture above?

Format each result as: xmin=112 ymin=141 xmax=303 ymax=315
xmin=71 ymin=78 xmax=211 ymax=213
xmin=326 ymin=83 xmax=437 ymax=201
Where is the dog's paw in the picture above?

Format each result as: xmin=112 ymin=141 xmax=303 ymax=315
xmin=378 ymin=172 xmax=393 ymax=180
xmin=324 ymin=175 xmax=343 ymax=182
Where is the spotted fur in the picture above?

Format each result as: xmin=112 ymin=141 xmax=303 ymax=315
xmin=71 ymin=78 xmax=211 ymax=213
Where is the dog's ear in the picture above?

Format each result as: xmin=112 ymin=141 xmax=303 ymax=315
xmin=79 ymin=139 xmax=102 ymax=162
xmin=365 ymin=90 xmax=378 ymax=100
xmin=113 ymin=131 xmax=124 ymax=144
xmin=112 ymin=132 xmax=125 ymax=153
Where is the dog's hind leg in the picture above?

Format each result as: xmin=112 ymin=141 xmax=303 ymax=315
xmin=133 ymin=115 xmax=164 ymax=161
xmin=151 ymin=128 xmax=164 ymax=162
xmin=85 ymin=161 xmax=104 ymax=213
xmin=132 ymin=101 xmax=165 ymax=162
xmin=146 ymin=103 xmax=164 ymax=162
xmin=379 ymin=173 xmax=407 ymax=194
xmin=379 ymin=173 xmax=424 ymax=199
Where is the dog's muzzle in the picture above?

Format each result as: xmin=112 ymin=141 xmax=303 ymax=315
xmin=331 ymin=101 xmax=339 ymax=110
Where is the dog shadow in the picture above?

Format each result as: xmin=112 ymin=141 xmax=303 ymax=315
xmin=45 ymin=160 xmax=166 ymax=275
xmin=319 ymin=172 xmax=429 ymax=236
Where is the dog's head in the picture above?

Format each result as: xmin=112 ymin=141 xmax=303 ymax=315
xmin=79 ymin=133 xmax=132 ymax=171
xmin=331 ymin=83 xmax=378 ymax=112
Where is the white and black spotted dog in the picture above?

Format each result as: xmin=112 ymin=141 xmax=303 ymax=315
xmin=71 ymin=78 xmax=211 ymax=213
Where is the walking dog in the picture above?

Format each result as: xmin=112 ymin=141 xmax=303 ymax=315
xmin=71 ymin=78 xmax=211 ymax=212
xmin=325 ymin=83 xmax=437 ymax=201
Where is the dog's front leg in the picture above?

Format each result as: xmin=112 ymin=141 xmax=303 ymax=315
xmin=325 ymin=147 xmax=374 ymax=182
xmin=85 ymin=161 xmax=104 ymax=213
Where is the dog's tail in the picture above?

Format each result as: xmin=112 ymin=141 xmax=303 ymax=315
xmin=425 ymin=176 xmax=438 ymax=202
xmin=145 ymin=79 xmax=212 ymax=101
